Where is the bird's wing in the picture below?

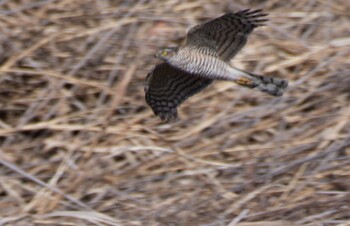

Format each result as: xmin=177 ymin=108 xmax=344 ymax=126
xmin=185 ymin=9 xmax=268 ymax=62
xmin=145 ymin=63 xmax=213 ymax=121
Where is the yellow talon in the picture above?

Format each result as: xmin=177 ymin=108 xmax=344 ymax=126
xmin=236 ymin=77 xmax=252 ymax=86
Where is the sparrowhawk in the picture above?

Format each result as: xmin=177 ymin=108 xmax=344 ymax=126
xmin=145 ymin=9 xmax=288 ymax=121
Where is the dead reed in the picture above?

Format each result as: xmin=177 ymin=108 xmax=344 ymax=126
xmin=0 ymin=0 xmax=349 ymax=225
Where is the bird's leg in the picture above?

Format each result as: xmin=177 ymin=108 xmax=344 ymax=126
xmin=226 ymin=67 xmax=256 ymax=85
xmin=235 ymin=77 xmax=257 ymax=88
xmin=228 ymin=67 xmax=288 ymax=96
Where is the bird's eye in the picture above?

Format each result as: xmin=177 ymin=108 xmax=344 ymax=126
xmin=162 ymin=50 xmax=168 ymax=56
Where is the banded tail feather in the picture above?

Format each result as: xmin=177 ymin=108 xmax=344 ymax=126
xmin=235 ymin=71 xmax=288 ymax=96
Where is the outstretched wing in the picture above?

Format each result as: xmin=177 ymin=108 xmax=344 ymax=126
xmin=185 ymin=9 xmax=268 ymax=62
xmin=145 ymin=63 xmax=213 ymax=121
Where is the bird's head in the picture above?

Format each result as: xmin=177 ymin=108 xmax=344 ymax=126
xmin=155 ymin=47 xmax=179 ymax=61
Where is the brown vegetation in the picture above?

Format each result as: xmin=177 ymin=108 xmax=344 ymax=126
xmin=0 ymin=0 xmax=349 ymax=225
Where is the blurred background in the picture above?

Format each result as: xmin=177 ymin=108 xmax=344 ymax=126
xmin=0 ymin=0 xmax=349 ymax=225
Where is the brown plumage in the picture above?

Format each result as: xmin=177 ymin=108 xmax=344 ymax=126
xmin=185 ymin=9 xmax=268 ymax=62
xmin=145 ymin=63 xmax=212 ymax=121
xmin=146 ymin=9 xmax=288 ymax=121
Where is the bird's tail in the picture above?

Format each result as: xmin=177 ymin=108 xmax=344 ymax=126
xmin=235 ymin=72 xmax=288 ymax=96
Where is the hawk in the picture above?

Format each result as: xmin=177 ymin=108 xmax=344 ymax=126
xmin=145 ymin=9 xmax=288 ymax=121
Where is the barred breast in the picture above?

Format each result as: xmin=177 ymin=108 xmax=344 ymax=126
xmin=170 ymin=47 xmax=232 ymax=80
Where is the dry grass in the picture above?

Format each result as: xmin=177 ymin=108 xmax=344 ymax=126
xmin=0 ymin=0 xmax=350 ymax=225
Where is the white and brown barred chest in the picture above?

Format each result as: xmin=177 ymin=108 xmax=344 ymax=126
xmin=169 ymin=47 xmax=230 ymax=79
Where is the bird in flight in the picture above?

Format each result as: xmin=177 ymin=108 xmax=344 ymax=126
xmin=145 ymin=9 xmax=288 ymax=121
